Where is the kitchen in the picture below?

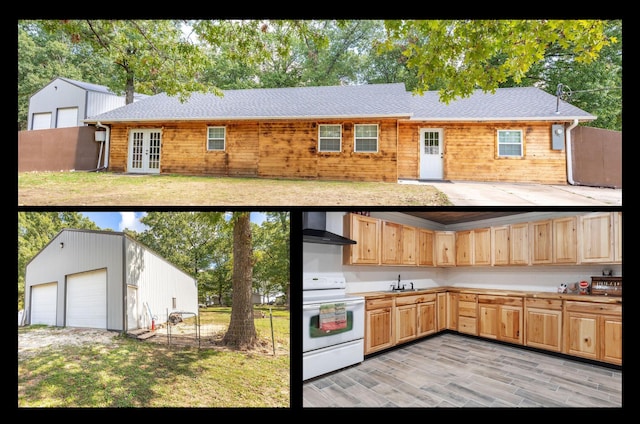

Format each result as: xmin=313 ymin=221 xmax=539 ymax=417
xmin=302 ymin=210 xmax=622 ymax=408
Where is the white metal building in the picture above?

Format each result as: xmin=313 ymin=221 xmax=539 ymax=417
xmin=27 ymin=77 xmax=148 ymax=130
xmin=24 ymin=229 xmax=198 ymax=331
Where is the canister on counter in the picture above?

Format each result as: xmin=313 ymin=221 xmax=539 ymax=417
xmin=578 ymin=280 xmax=590 ymax=295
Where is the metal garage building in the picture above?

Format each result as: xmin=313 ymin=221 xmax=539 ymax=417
xmin=24 ymin=229 xmax=198 ymax=331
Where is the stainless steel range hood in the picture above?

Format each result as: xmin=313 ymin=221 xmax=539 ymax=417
xmin=302 ymin=212 xmax=357 ymax=245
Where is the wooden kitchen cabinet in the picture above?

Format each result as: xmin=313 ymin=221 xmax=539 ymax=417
xmin=435 ymin=231 xmax=456 ymax=266
xmin=395 ymin=293 xmax=437 ymax=344
xmin=437 ymin=292 xmax=447 ymax=331
xmin=343 ymin=213 xmax=380 ymax=265
xmin=447 ymin=292 xmax=458 ymax=330
xmin=381 ymin=220 xmax=402 ymax=265
xmin=457 ymin=293 xmax=478 ymax=335
xmin=579 ymin=212 xmax=615 ymax=263
xmin=525 ymin=298 xmax=563 ymax=352
xmin=455 ymin=230 xmax=473 ymax=266
xmin=614 ymin=212 xmax=622 ymax=263
xmin=491 ymin=225 xmax=510 ymax=266
xmin=509 ymin=222 xmax=530 ymax=265
xmin=553 ymin=216 xmax=578 ymax=264
xmin=401 ymin=225 xmax=418 ymax=265
xmin=564 ymin=300 xmax=622 ymax=365
xmin=473 ymin=228 xmax=492 ymax=266
xmin=478 ymin=295 xmax=523 ymax=344
xmin=417 ymin=228 xmax=435 ymax=266
xmin=530 ymin=219 xmax=553 ymax=265
xmin=365 ymin=297 xmax=394 ymax=355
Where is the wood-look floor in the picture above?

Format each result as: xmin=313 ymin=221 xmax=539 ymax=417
xmin=303 ymin=333 xmax=622 ymax=408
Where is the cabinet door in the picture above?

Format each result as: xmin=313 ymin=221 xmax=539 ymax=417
xmin=579 ymin=212 xmax=614 ymax=263
xmin=525 ymin=306 xmax=562 ymax=352
xmin=365 ymin=306 xmax=393 ymax=354
xmin=614 ymin=212 xmax=622 ymax=263
xmin=343 ymin=214 xmax=380 ymax=265
xmin=491 ymin=226 xmax=510 ymax=266
xmin=553 ymin=216 xmax=578 ymax=264
xmin=499 ymin=305 xmax=523 ymax=344
xmin=455 ymin=230 xmax=473 ymax=266
xmin=478 ymin=303 xmax=499 ymax=339
xmin=437 ymin=292 xmax=447 ymax=331
xmin=417 ymin=301 xmax=436 ymax=337
xmin=381 ymin=221 xmax=402 ymax=265
xmin=435 ymin=231 xmax=456 ymax=266
xmin=600 ymin=315 xmax=622 ymax=365
xmin=473 ymin=228 xmax=492 ymax=266
xmin=417 ymin=228 xmax=435 ymax=266
xmin=401 ymin=225 xmax=418 ymax=265
xmin=530 ymin=220 xmax=553 ymax=264
xmin=509 ymin=223 xmax=530 ymax=265
xmin=447 ymin=292 xmax=458 ymax=330
xmin=395 ymin=303 xmax=417 ymax=344
xmin=565 ymin=312 xmax=598 ymax=360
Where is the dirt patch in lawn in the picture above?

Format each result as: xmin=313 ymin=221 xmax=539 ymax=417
xmin=17 ymin=171 xmax=452 ymax=206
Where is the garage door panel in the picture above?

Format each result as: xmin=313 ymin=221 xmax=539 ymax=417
xmin=31 ymin=283 xmax=57 ymax=326
xmin=67 ymin=270 xmax=107 ymax=329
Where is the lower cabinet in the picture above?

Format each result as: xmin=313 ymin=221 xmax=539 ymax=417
xmin=525 ymin=298 xmax=563 ymax=352
xmin=564 ymin=301 xmax=622 ymax=365
xmin=395 ymin=293 xmax=437 ymax=345
xmin=457 ymin=293 xmax=478 ymax=335
xmin=478 ymin=295 xmax=523 ymax=344
xmin=365 ymin=297 xmax=394 ymax=355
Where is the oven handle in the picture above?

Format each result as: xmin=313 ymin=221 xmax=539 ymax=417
xmin=303 ymin=298 xmax=364 ymax=310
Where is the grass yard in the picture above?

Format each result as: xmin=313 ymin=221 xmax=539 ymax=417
xmin=17 ymin=171 xmax=451 ymax=206
xmin=17 ymin=306 xmax=290 ymax=408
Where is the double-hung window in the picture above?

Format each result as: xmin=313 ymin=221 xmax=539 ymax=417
xmin=207 ymin=126 xmax=226 ymax=151
xmin=354 ymin=124 xmax=378 ymax=152
xmin=318 ymin=124 xmax=341 ymax=152
xmin=497 ymin=130 xmax=523 ymax=157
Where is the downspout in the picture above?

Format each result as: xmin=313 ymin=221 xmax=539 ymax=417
xmin=95 ymin=121 xmax=110 ymax=170
xmin=565 ymin=119 xmax=579 ymax=185
xmin=121 ymin=233 xmax=127 ymax=335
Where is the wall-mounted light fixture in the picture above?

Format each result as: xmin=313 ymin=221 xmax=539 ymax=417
xmin=59 ymin=242 xmax=64 ymax=249
xmin=554 ymin=128 xmax=564 ymax=136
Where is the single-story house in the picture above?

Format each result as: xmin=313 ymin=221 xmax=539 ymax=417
xmin=84 ymin=83 xmax=596 ymax=184
xmin=24 ymin=229 xmax=198 ymax=331
xmin=28 ymin=76 xmax=148 ymax=130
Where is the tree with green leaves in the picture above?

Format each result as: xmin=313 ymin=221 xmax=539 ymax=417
xmin=223 ymin=212 xmax=257 ymax=349
xmin=252 ymin=212 xmax=290 ymax=308
xmin=381 ymin=20 xmax=616 ymax=103
xmin=17 ymin=212 xmax=99 ymax=310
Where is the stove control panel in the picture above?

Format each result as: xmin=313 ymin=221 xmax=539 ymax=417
xmin=303 ymin=273 xmax=347 ymax=291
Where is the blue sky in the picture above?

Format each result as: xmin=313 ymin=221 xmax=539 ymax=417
xmin=81 ymin=212 xmax=267 ymax=232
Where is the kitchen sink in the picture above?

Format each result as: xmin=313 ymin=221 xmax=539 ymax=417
xmin=386 ymin=288 xmax=419 ymax=293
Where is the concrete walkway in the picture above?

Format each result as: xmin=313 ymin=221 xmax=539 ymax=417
xmin=398 ymin=180 xmax=622 ymax=206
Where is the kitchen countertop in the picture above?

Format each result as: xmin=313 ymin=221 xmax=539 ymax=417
xmin=350 ymin=286 xmax=622 ymax=304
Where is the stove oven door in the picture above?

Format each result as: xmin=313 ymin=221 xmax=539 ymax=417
xmin=302 ymin=297 xmax=364 ymax=353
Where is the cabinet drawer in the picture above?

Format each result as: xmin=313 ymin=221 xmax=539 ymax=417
xmin=459 ymin=301 xmax=477 ymax=317
xmin=478 ymin=295 xmax=523 ymax=307
xmin=564 ymin=301 xmax=621 ymax=315
xmin=526 ymin=298 xmax=563 ymax=310
xmin=366 ymin=298 xmax=393 ymax=310
xmin=458 ymin=317 xmax=477 ymax=335
xmin=395 ymin=293 xmax=436 ymax=306
xmin=459 ymin=293 xmax=477 ymax=302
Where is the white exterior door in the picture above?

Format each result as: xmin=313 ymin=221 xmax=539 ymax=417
xmin=419 ymin=128 xmax=444 ymax=180
xmin=128 ymin=129 xmax=162 ymax=174
xmin=127 ymin=286 xmax=139 ymax=330
xmin=66 ymin=269 xmax=107 ymax=329
xmin=31 ymin=283 xmax=58 ymax=326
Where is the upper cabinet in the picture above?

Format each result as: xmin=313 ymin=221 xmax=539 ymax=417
xmin=417 ymin=228 xmax=435 ymax=266
xmin=380 ymin=220 xmax=402 ymax=265
xmin=579 ymin=212 xmax=616 ymax=263
xmin=491 ymin=226 xmax=510 ymax=266
xmin=455 ymin=230 xmax=473 ymax=266
xmin=530 ymin=219 xmax=553 ymax=265
xmin=435 ymin=231 xmax=456 ymax=266
xmin=552 ymin=216 xmax=578 ymax=264
xmin=473 ymin=228 xmax=492 ymax=266
xmin=509 ymin=222 xmax=530 ymax=265
xmin=343 ymin=213 xmax=381 ymax=265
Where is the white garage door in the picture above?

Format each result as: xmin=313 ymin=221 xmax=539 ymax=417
xmin=66 ymin=269 xmax=107 ymax=329
xmin=31 ymin=282 xmax=58 ymax=326
xmin=32 ymin=112 xmax=52 ymax=130
xmin=56 ymin=107 xmax=79 ymax=128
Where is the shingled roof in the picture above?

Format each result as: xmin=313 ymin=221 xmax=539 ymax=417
xmin=85 ymin=83 xmax=595 ymax=124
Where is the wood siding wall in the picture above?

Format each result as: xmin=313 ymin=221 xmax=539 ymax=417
xmin=107 ymin=119 xmax=399 ymax=182
xmin=398 ymin=121 xmax=567 ymax=184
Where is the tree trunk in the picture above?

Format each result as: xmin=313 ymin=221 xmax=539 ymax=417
xmin=222 ymin=212 xmax=257 ymax=349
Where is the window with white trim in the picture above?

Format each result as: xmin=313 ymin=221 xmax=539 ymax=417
xmin=318 ymin=124 xmax=342 ymax=152
xmin=207 ymin=126 xmax=226 ymax=151
xmin=354 ymin=124 xmax=378 ymax=152
xmin=497 ymin=130 xmax=523 ymax=157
